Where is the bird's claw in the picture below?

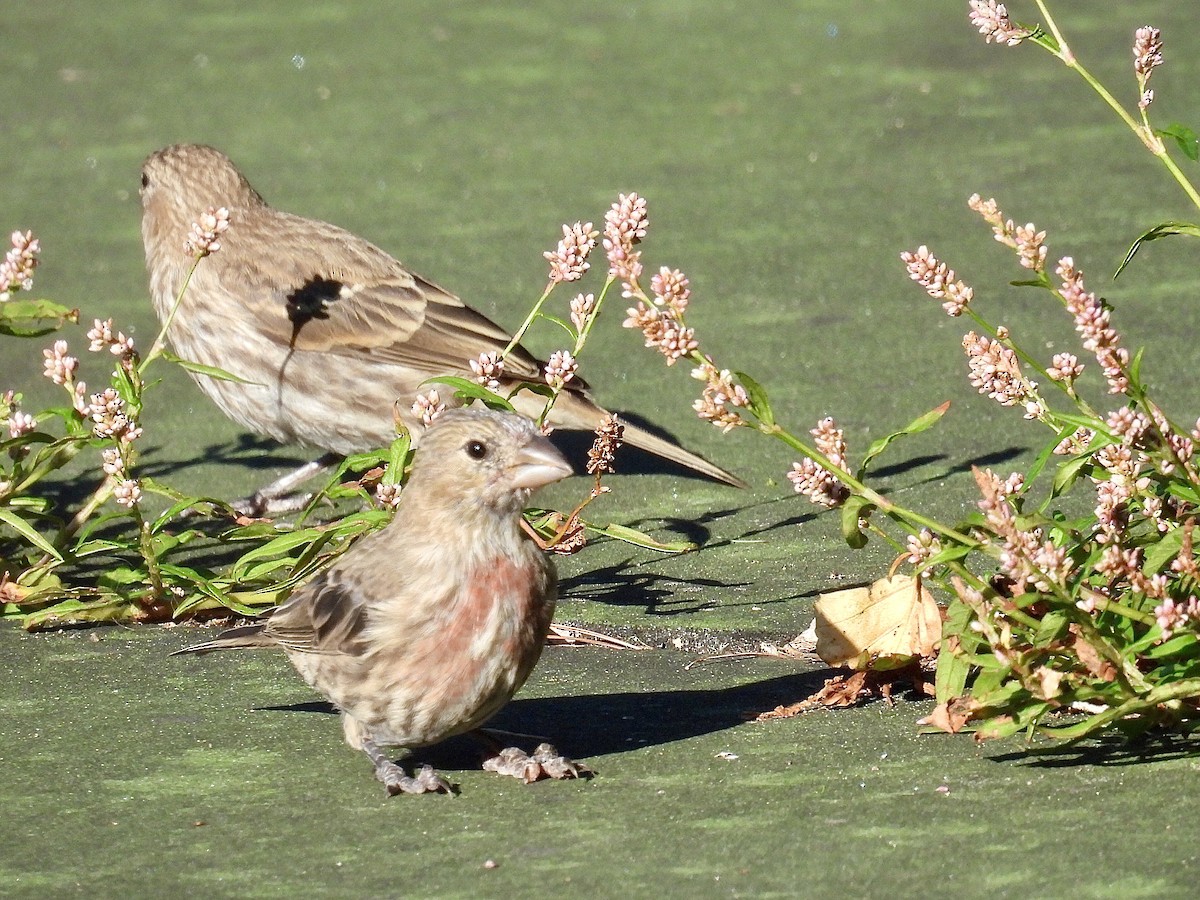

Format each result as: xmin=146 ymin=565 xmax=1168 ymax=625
xmin=482 ymin=743 xmax=591 ymax=783
xmin=376 ymin=761 xmax=454 ymax=796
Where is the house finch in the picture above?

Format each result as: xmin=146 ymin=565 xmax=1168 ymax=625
xmin=174 ymin=408 xmax=585 ymax=794
xmin=140 ymin=143 xmax=744 ymax=511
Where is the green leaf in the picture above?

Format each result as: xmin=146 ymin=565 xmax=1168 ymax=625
xmin=857 ymin=401 xmax=950 ymax=478
xmin=162 ymin=350 xmax=261 ymax=384
xmin=382 ymin=433 xmax=413 ymax=486
xmin=920 ymin=542 xmax=974 ymax=569
xmin=0 ymin=507 xmax=62 ymax=560
xmin=158 ymin=561 xmax=213 ymax=586
xmin=225 ymin=527 xmax=315 ymax=571
xmin=0 ymin=298 xmax=78 ymax=337
xmin=588 ymin=522 xmax=696 ymax=553
xmin=1167 ymin=481 xmax=1200 ymax=506
xmin=537 ymin=313 xmax=577 ymax=340
xmin=1050 ymin=452 xmax=1094 ymax=500
xmin=840 ymin=496 xmax=874 ymax=549
xmin=1157 ymin=123 xmax=1200 ymax=161
xmin=734 ymin=371 xmax=773 ymax=427
xmin=1115 ymin=222 xmax=1200 ymax=278
xmin=21 ymin=594 xmax=133 ymax=629
xmin=1032 ymin=610 xmax=1070 ymax=646
xmin=1024 ymin=25 xmax=1057 ymax=55
xmin=340 ymin=449 xmax=390 ymax=472
xmin=1143 ymin=632 xmax=1200 ymax=660
xmin=420 ymin=376 xmax=516 ymax=412
xmin=70 ymin=538 xmax=130 ymax=557
xmin=96 ymin=566 xmax=151 ymax=589
xmin=176 ymin=588 xmax=267 ymax=618
xmin=1128 ymin=346 xmax=1146 ymax=389
xmin=934 ymin=598 xmax=975 ymax=704
xmin=1143 ymin=526 xmax=1186 ymax=574
xmin=149 ymin=498 xmax=226 ymax=533
xmin=1028 ymin=423 xmax=1079 ymax=497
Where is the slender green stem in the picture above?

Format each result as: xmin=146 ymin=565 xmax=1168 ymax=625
xmin=535 ymin=277 xmax=615 ymax=426
xmin=1032 ymin=0 xmax=1069 ymax=60
xmin=761 ymin=423 xmax=982 ymax=548
xmin=1041 ymin=678 xmax=1200 ymax=740
xmin=1086 ymin=593 xmax=1155 ymax=627
xmin=136 ymin=515 xmax=165 ymax=601
xmin=1034 ymin=0 xmax=1200 ymax=213
xmin=574 ymin=277 xmax=613 ymax=352
xmin=502 ymin=282 xmax=556 ymax=359
xmin=140 ymin=255 xmax=203 ymax=374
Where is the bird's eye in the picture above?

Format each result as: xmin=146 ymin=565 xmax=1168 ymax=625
xmin=140 ymin=172 xmax=149 ymax=189
xmin=465 ymin=440 xmax=488 ymax=460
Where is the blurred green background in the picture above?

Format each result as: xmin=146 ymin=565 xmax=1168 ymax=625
xmin=4 ymin=1 xmax=1200 ymax=895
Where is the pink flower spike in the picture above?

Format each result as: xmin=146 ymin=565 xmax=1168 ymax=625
xmin=468 ymin=351 xmax=505 ymax=392
xmin=968 ymin=1 xmax=1032 ymax=46
xmin=1133 ymin=26 xmax=1164 ymax=81
xmin=411 ymin=390 xmax=447 ymax=426
xmin=0 ymin=230 xmax=40 ymax=300
xmin=185 ymin=206 xmax=231 ymax=257
xmin=544 ymin=221 xmax=598 ymax=284
xmin=544 ymin=350 xmax=578 ymax=389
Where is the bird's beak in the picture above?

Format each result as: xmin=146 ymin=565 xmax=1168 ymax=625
xmin=509 ymin=436 xmax=572 ymax=490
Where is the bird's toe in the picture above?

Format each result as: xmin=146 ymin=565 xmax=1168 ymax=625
xmin=377 ymin=760 xmax=453 ymax=796
xmin=483 ymin=744 xmax=591 ymax=783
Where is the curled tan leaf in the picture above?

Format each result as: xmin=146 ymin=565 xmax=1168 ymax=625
xmin=814 ymin=574 xmax=942 ymax=670
xmin=917 ymin=697 xmax=976 ymax=733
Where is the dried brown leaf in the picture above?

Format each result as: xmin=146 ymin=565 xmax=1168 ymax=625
xmin=917 ymin=696 xmax=976 ymax=733
xmin=1069 ymin=624 xmax=1117 ymax=682
xmin=814 ymin=574 xmax=941 ymax=670
xmin=754 ymin=671 xmax=871 ymax=721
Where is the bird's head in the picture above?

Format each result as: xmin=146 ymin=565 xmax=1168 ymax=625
xmin=139 ymin=144 xmax=264 ymax=255
xmin=407 ymin=409 xmax=572 ymax=520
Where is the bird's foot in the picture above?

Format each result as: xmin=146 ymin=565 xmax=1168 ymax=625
xmin=232 ymin=452 xmax=344 ymax=518
xmin=231 ymin=490 xmax=314 ymax=518
xmin=362 ymin=736 xmax=453 ymax=796
xmin=375 ymin=760 xmax=454 ymax=796
xmin=482 ymin=743 xmax=592 ymax=783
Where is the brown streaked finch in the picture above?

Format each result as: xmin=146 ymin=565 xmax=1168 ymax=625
xmin=139 ymin=143 xmax=745 ymax=512
xmin=174 ymin=408 xmax=586 ymax=794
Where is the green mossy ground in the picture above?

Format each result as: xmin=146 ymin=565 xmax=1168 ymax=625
xmin=3 ymin=1 xmax=1200 ymax=895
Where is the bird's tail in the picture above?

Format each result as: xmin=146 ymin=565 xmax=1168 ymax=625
xmin=619 ymin=419 xmax=748 ymax=488
xmin=171 ymin=623 xmax=276 ymax=656
xmin=518 ymin=386 xmax=747 ymax=488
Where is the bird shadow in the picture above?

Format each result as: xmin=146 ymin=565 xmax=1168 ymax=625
xmin=138 ymin=434 xmax=311 ymax=480
xmin=257 ymin=675 xmax=1200 ymax=772
xmin=255 ymin=666 xmax=832 ymax=771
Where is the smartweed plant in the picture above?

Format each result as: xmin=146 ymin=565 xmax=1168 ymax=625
xmin=625 ymin=3 xmax=1200 ymax=742
xmin=0 ymin=198 xmax=680 ymax=628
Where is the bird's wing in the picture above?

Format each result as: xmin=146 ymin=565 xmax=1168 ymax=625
xmin=263 ymin=571 xmax=372 ymax=657
xmin=216 ymin=211 xmax=545 ymax=381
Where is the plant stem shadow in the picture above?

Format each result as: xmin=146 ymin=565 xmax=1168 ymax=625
xmin=989 ymin=730 xmax=1200 ymax=767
